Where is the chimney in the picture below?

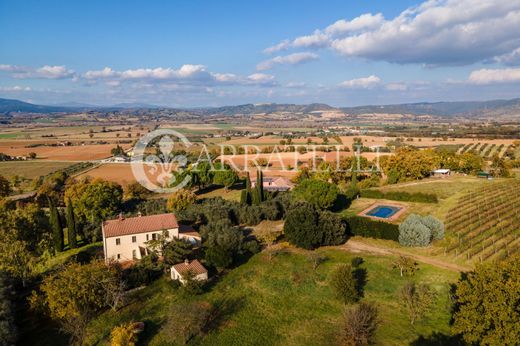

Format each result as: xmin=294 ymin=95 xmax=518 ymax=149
xmin=184 ymin=259 xmax=189 ymax=266
xmin=119 ymin=212 xmax=124 ymax=221
xmin=137 ymin=212 xmax=142 ymax=217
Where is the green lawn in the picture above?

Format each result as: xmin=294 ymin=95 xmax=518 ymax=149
xmin=81 ymin=248 xmax=458 ymax=346
xmin=196 ymin=186 xmax=243 ymax=202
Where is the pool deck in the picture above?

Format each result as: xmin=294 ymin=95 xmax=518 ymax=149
xmin=358 ymin=202 xmax=407 ymax=221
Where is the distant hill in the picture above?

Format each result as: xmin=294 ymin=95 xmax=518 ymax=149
xmin=1 ymin=97 xmax=520 ymax=118
xmin=111 ymin=102 xmax=161 ymax=109
xmin=340 ymin=98 xmax=520 ymax=117
xmin=0 ymin=98 xmax=73 ymax=113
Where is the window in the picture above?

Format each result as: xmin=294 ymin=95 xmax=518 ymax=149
xmin=116 ymin=238 xmax=121 ymax=245
xmin=164 ymin=230 xmax=169 ymax=238
xmin=132 ymin=250 xmax=137 ymax=259
xmin=146 ymin=234 xmax=149 ymax=241
xmin=132 ymin=236 xmax=137 ymax=243
xmin=117 ymin=254 xmax=121 ymax=260
xmin=152 ymin=233 xmax=157 ymax=240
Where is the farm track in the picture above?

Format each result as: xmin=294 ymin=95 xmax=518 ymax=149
xmin=339 ymin=240 xmax=471 ymax=272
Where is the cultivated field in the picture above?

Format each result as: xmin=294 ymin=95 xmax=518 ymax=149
xmin=0 ymin=142 xmax=130 ymax=161
xmin=0 ymin=160 xmax=74 ymax=179
xmin=445 ymin=180 xmax=520 ymax=263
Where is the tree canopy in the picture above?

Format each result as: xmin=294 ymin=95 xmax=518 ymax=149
xmin=452 ymin=256 xmax=519 ymax=345
xmin=291 ymin=179 xmax=339 ymax=210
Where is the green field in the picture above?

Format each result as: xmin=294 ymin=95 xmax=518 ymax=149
xmin=73 ymin=248 xmax=458 ymax=346
xmin=0 ymin=133 xmax=21 ymax=139
xmin=0 ymin=160 xmax=74 ymax=179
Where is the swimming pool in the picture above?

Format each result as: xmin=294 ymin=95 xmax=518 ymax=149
xmin=365 ymin=205 xmax=402 ymax=219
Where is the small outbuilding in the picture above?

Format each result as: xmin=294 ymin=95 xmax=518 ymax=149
xmin=431 ymin=168 xmax=451 ymax=177
xmin=171 ymin=259 xmax=208 ymax=284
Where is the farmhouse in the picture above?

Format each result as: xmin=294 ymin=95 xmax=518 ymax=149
xmin=171 ymin=259 xmax=208 ymax=284
xmin=252 ymin=176 xmax=294 ymax=192
xmin=102 ymin=213 xmax=201 ymax=263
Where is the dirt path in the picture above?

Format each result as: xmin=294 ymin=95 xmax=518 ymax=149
xmin=340 ymin=239 xmax=471 ymax=272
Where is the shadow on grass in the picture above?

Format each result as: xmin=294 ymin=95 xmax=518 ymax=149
xmin=136 ymin=319 xmax=162 ymax=346
xmin=410 ymin=332 xmax=464 ymax=346
xmin=207 ymin=296 xmax=246 ymax=332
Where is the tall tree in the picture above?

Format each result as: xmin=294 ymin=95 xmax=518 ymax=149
xmin=48 ymin=197 xmax=64 ymax=252
xmin=452 ymin=256 xmax=519 ymax=345
xmin=65 ymin=198 xmax=77 ymax=249
xmin=241 ymin=173 xmax=252 ymax=206
xmin=255 ymin=170 xmax=264 ymax=204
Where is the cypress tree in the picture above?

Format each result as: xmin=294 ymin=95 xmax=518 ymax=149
xmin=245 ymin=172 xmax=252 ymax=205
xmin=48 ymin=197 xmax=64 ymax=252
xmin=65 ymin=198 xmax=77 ymax=249
xmin=256 ymin=170 xmax=264 ymax=203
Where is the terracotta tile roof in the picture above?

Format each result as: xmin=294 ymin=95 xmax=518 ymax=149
xmin=102 ymin=213 xmax=178 ymax=238
xmin=178 ymin=224 xmax=201 ymax=239
xmin=172 ymin=259 xmax=207 ymax=276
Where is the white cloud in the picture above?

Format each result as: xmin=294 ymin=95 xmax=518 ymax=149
xmin=385 ymin=83 xmax=408 ymax=91
xmin=325 ymin=13 xmax=384 ymax=35
xmin=0 ymin=85 xmax=32 ymax=92
xmin=493 ymin=47 xmax=520 ymax=66
xmin=286 ymin=82 xmax=306 ymax=88
xmin=257 ymin=52 xmax=318 ymax=71
xmin=0 ymin=64 xmax=75 ymax=79
xmin=292 ymin=31 xmax=329 ymax=49
xmin=247 ymin=73 xmax=276 ymax=85
xmin=264 ymin=0 xmax=520 ymax=65
xmin=264 ymin=40 xmax=290 ymax=54
xmin=339 ymin=75 xmax=381 ymax=89
xmin=469 ymin=68 xmax=520 ymax=84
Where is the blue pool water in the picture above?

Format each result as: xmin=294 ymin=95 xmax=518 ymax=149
xmin=366 ymin=205 xmax=402 ymax=218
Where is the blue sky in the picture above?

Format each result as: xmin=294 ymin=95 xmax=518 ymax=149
xmin=1 ymin=0 xmax=520 ymax=107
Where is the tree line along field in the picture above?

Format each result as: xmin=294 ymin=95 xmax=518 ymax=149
xmin=445 ymin=180 xmax=520 ymax=263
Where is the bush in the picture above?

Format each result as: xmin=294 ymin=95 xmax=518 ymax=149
xmin=339 ymin=302 xmax=379 ymax=346
xmin=110 ymin=323 xmax=138 ymax=346
xmin=344 ymin=216 xmax=399 ymax=241
xmin=284 ymin=202 xmax=321 ymax=249
xmin=319 ymin=211 xmax=347 ymax=246
xmin=330 ymin=264 xmax=359 ymax=304
xmin=360 ymin=190 xmax=438 ymax=203
xmin=398 ymin=214 xmax=432 ymax=247
xmin=420 ymin=215 xmax=444 ymax=240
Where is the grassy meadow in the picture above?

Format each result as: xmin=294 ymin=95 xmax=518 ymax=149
xmin=73 ymin=248 xmax=459 ymax=346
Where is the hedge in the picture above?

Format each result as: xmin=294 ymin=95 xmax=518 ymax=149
xmin=360 ymin=189 xmax=438 ymax=203
xmin=344 ymin=216 xmax=399 ymax=241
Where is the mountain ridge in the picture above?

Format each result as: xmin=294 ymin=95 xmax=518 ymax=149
xmin=1 ymin=97 xmax=520 ymax=118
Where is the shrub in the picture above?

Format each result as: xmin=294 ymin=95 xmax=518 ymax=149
xmin=110 ymin=323 xmax=137 ymax=346
xmin=360 ymin=190 xmax=438 ymax=203
xmin=344 ymin=216 xmax=399 ymax=241
xmin=330 ymin=264 xmax=359 ymax=305
xmin=284 ymin=202 xmax=320 ymax=249
xmin=398 ymin=214 xmax=432 ymax=247
xmin=420 ymin=215 xmax=444 ymax=240
xmin=339 ymin=302 xmax=379 ymax=346
xmin=319 ymin=211 xmax=347 ymax=246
